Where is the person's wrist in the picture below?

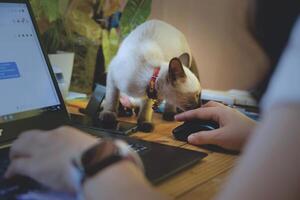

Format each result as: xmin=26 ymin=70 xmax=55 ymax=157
xmin=83 ymin=161 xmax=169 ymax=200
xmin=83 ymin=160 xmax=151 ymax=200
xmin=72 ymin=139 xmax=144 ymax=184
xmin=83 ymin=160 xmax=145 ymax=187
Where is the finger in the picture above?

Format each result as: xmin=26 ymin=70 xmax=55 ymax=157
xmin=202 ymin=101 xmax=225 ymax=108
xmin=4 ymin=158 xmax=34 ymax=179
xmin=175 ymin=107 xmax=220 ymax=122
xmin=187 ymin=128 xmax=224 ymax=146
xmin=9 ymin=130 xmax=45 ymax=159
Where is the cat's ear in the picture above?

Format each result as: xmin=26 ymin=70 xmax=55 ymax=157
xmin=168 ymin=57 xmax=186 ymax=84
xmin=178 ymin=53 xmax=190 ymax=68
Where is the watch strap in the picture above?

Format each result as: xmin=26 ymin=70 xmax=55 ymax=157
xmin=73 ymin=139 xmax=144 ymax=183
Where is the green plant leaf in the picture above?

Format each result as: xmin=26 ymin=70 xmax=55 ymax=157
xmin=120 ymin=0 xmax=152 ymax=39
xmin=109 ymin=28 xmax=120 ymax=57
xmin=58 ymin=0 xmax=70 ymax=17
xmin=68 ymin=9 xmax=102 ymax=43
xmin=102 ymin=29 xmax=110 ymax=71
xmin=102 ymin=28 xmax=120 ymax=72
xmin=40 ymin=0 xmax=60 ymax=22
xmin=29 ymin=0 xmax=42 ymax=20
xmin=41 ymin=22 xmax=61 ymax=53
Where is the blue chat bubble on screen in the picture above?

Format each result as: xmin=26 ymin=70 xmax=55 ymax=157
xmin=0 ymin=62 xmax=21 ymax=80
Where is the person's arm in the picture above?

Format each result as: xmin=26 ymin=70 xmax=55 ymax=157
xmin=83 ymin=161 xmax=168 ymax=200
xmin=215 ymin=103 xmax=300 ymax=200
xmin=5 ymin=127 xmax=169 ymax=199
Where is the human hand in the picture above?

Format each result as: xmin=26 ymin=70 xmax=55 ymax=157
xmin=175 ymin=101 xmax=256 ymax=150
xmin=5 ymin=126 xmax=98 ymax=194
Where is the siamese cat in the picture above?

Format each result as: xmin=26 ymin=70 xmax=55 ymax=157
xmin=99 ymin=20 xmax=201 ymax=132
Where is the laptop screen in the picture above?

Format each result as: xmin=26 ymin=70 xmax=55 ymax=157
xmin=0 ymin=3 xmax=61 ymax=123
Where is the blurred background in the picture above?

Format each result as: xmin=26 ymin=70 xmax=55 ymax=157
xmin=30 ymin=0 xmax=270 ymax=96
xmin=150 ymin=0 xmax=269 ymax=90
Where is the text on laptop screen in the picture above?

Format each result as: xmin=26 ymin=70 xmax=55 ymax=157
xmin=0 ymin=3 xmax=61 ymax=122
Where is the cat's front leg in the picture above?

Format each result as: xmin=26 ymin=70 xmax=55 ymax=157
xmin=99 ymin=73 xmax=119 ymax=127
xmin=137 ymin=98 xmax=154 ymax=132
xmin=162 ymin=102 xmax=177 ymax=121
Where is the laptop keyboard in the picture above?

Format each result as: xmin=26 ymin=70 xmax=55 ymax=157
xmin=76 ymin=126 xmax=150 ymax=154
xmin=128 ymin=143 xmax=149 ymax=153
xmin=0 ymin=132 xmax=149 ymax=199
xmin=0 ymin=148 xmax=9 ymax=180
xmin=0 ymin=148 xmax=46 ymax=199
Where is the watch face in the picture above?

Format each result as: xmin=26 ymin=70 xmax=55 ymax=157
xmin=81 ymin=140 xmax=119 ymax=169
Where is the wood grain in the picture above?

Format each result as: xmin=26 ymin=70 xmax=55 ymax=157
xmin=68 ymin=105 xmax=237 ymax=200
xmin=177 ymin=170 xmax=232 ymax=200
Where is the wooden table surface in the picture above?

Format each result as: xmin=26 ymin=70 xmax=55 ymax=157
xmin=68 ymin=104 xmax=237 ymax=200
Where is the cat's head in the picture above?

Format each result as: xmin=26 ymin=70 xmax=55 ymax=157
xmin=162 ymin=54 xmax=201 ymax=111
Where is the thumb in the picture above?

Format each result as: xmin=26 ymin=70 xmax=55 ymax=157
xmin=187 ymin=129 xmax=222 ymax=146
xmin=4 ymin=158 xmax=33 ymax=179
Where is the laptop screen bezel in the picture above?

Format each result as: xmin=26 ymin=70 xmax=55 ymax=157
xmin=0 ymin=0 xmax=70 ymax=143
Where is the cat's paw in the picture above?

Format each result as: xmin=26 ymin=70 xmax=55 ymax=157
xmin=99 ymin=111 xmax=117 ymax=128
xmin=162 ymin=112 xmax=176 ymax=121
xmin=138 ymin=121 xmax=154 ymax=132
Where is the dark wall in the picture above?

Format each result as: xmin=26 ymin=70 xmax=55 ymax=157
xmin=252 ymin=0 xmax=300 ymax=101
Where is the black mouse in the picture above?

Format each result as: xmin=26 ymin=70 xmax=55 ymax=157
xmin=172 ymin=119 xmax=240 ymax=155
xmin=172 ymin=119 xmax=219 ymax=142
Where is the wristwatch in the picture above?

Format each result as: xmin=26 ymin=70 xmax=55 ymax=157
xmin=73 ymin=139 xmax=144 ymax=183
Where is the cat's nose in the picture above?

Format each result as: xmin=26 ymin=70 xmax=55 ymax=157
xmin=184 ymin=102 xmax=200 ymax=111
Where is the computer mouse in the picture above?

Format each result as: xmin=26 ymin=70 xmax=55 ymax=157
xmin=172 ymin=119 xmax=219 ymax=142
xmin=172 ymin=119 xmax=240 ymax=155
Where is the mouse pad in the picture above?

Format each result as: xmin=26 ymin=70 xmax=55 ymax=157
xmin=199 ymin=144 xmax=240 ymax=155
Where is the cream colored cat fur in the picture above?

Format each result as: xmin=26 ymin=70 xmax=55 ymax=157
xmin=99 ymin=20 xmax=201 ymax=132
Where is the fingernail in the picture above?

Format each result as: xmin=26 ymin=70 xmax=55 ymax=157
xmin=187 ymin=134 xmax=195 ymax=142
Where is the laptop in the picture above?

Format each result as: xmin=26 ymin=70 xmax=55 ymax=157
xmin=0 ymin=0 xmax=207 ymax=198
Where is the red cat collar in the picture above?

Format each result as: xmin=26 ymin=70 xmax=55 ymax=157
xmin=146 ymin=67 xmax=160 ymax=99
xmin=146 ymin=67 xmax=160 ymax=109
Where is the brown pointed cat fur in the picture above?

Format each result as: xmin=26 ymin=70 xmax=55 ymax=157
xmin=99 ymin=20 xmax=201 ymax=132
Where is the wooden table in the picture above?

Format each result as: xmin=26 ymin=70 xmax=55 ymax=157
xmin=68 ymin=104 xmax=237 ymax=200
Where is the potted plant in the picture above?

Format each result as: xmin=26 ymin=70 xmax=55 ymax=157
xmin=30 ymin=0 xmax=152 ymax=94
